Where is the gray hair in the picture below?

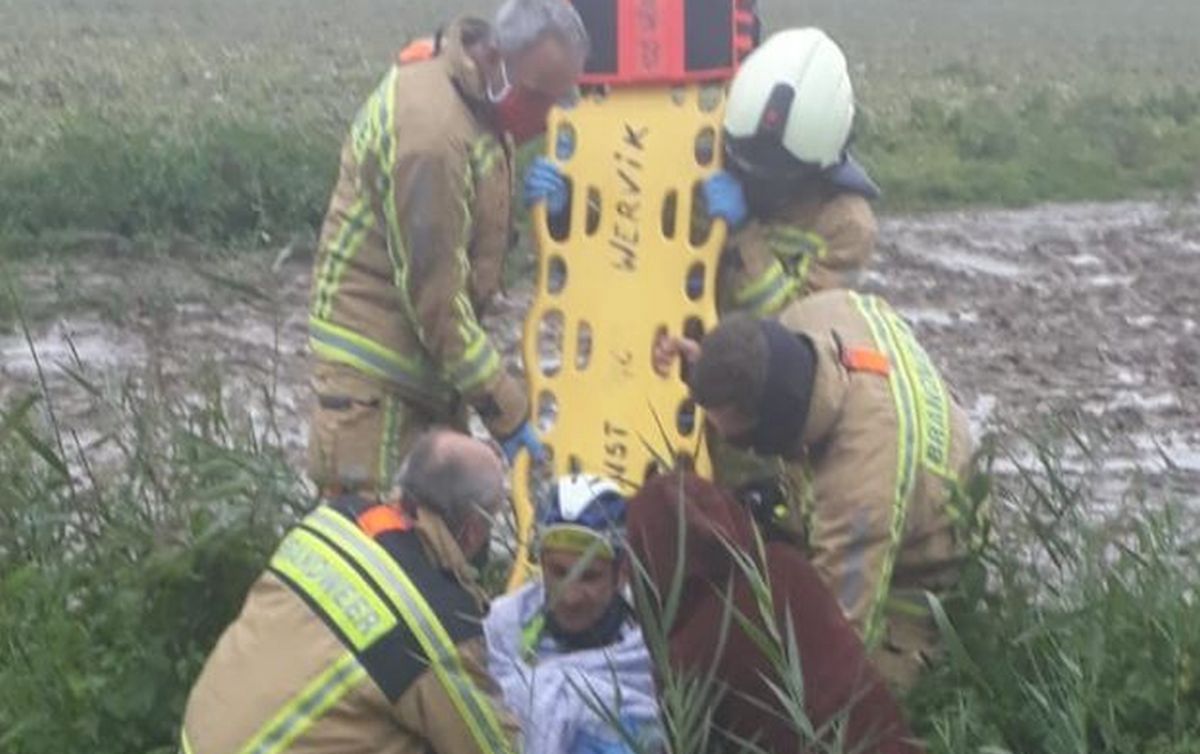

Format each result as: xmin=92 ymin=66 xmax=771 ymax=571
xmin=494 ymin=0 xmax=590 ymax=61
xmin=395 ymin=431 xmax=504 ymax=528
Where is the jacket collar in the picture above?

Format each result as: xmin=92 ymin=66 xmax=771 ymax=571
xmin=437 ymin=16 xmax=493 ymax=108
xmin=798 ymin=328 xmax=848 ymax=450
xmin=412 ymin=507 xmax=489 ymax=604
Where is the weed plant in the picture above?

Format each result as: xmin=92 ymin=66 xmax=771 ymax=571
xmin=0 ymin=358 xmax=1196 ymax=752
xmin=907 ymin=432 xmax=1200 ymax=754
xmin=574 ymin=431 xmax=1198 ymax=753
xmin=0 ymin=348 xmax=311 ymax=753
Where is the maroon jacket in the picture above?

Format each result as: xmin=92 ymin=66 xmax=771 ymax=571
xmin=628 ymin=473 xmax=922 ymax=754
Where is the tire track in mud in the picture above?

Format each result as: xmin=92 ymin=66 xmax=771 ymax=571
xmin=3 ymin=199 xmax=1198 ymax=510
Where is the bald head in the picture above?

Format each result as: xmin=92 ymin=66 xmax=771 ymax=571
xmin=396 ymin=429 xmax=506 ymax=529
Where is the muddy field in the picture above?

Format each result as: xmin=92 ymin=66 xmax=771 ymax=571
xmin=3 ymin=198 xmax=1198 ymax=511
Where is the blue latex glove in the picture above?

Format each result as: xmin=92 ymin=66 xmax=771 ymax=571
xmin=524 ymin=156 xmax=569 ymax=216
xmin=501 ymin=421 xmax=546 ymax=464
xmin=701 ymin=171 xmax=749 ymax=228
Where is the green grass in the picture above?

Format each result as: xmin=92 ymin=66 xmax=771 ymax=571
xmin=860 ymin=86 xmax=1200 ymax=209
xmin=0 ymin=353 xmax=313 ymax=753
xmin=0 ymin=117 xmax=334 ymax=247
xmin=907 ymin=432 xmax=1200 ymax=754
xmin=1 ymin=0 xmax=1197 ymax=251
xmin=1 ymin=330 xmax=1196 ymax=753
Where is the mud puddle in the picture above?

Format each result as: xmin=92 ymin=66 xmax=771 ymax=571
xmin=2 ymin=197 xmax=1198 ymax=513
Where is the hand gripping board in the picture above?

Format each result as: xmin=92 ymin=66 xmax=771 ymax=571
xmin=507 ymin=84 xmax=728 ymax=589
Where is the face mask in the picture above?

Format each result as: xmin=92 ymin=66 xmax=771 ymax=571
xmin=489 ymin=59 xmax=554 ymax=144
xmin=486 ymin=59 xmax=513 ymax=103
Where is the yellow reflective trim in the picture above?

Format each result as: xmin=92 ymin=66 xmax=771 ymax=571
xmin=238 ymin=652 xmax=367 ymax=754
xmin=795 ymin=252 xmax=814 ymax=292
xmin=309 ymin=317 xmax=430 ymax=377
xmin=180 ymin=731 xmax=195 ymax=754
xmin=447 ymin=335 xmax=501 ymax=394
xmin=310 ymin=339 xmax=394 ymax=384
xmin=314 ymin=198 xmax=375 ymax=321
xmin=755 ymin=278 xmax=798 ymax=317
xmin=768 ymin=226 xmax=827 ymax=260
xmin=377 ymin=393 xmax=399 ymax=489
xmin=733 ymin=259 xmax=786 ymax=304
xmin=350 ymin=77 xmax=381 ymax=161
xmin=459 ymin=348 xmax=501 ymax=393
xmin=734 ymin=261 xmax=797 ymax=317
xmin=858 ymin=295 xmax=919 ymax=645
xmin=540 ymin=524 xmax=617 ymax=559
xmin=377 ymin=70 xmax=411 ymax=315
xmin=891 ymin=316 xmax=953 ymax=476
xmin=470 ymin=136 xmax=502 ymax=178
xmin=870 ymin=298 xmax=951 ymax=475
xmin=851 ymin=293 xmax=919 ymax=648
xmin=305 ymin=508 xmax=513 ymax=754
xmin=270 ymin=529 xmax=396 ymax=651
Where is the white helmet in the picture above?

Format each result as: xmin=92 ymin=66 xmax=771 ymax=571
xmin=537 ymin=474 xmax=627 ymax=559
xmin=724 ymin=27 xmax=855 ymax=175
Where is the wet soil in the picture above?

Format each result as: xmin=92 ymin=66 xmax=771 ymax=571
xmin=3 ymin=198 xmax=1198 ymax=509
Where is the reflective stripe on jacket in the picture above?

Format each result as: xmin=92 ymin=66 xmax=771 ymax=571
xmin=775 ymin=290 xmax=973 ymax=648
xmin=309 ymin=16 xmax=526 ymax=436
xmin=181 ymin=497 xmax=516 ymax=754
xmin=718 ymin=190 xmax=877 ymax=317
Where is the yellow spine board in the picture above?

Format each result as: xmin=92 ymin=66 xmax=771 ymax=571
xmin=508 ymin=85 xmax=727 ymax=589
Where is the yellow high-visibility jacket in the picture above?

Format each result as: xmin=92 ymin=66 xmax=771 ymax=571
xmin=773 ymin=290 xmax=973 ymax=648
xmin=309 ymin=16 xmax=526 ymax=438
xmin=717 ymin=189 xmax=877 ymax=317
xmin=180 ymin=499 xmax=517 ymax=754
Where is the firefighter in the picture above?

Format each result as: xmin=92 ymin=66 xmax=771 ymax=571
xmin=181 ymin=430 xmax=517 ymax=754
xmin=653 ymin=291 xmax=976 ymax=691
xmin=524 ymin=26 xmax=879 ymax=317
xmin=308 ymin=0 xmax=590 ymax=498
xmin=704 ymin=26 xmax=880 ymax=315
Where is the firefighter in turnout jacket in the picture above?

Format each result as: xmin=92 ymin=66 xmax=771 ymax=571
xmin=525 ymin=27 xmax=879 ymax=318
xmin=704 ymin=27 xmax=880 ymax=317
xmin=181 ymin=431 xmax=517 ymax=754
xmin=654 ymin=290 xmax=975 ymax=691
xmin=308 ymin=2 xmax=589 ymax=496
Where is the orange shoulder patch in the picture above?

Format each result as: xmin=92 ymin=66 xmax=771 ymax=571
xmin=841 ymin=346 xmax=891 ymax=377
xmin=357 ymin=505 xmax=413 ymax=538
xmin=397 ymin=37 xmax=436 ymax=65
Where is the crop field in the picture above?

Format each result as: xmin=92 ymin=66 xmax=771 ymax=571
xmin=1 ymin=0 xmax=1199 ymax=250
xmin=1 ymin=1 xmax=1198 ymax=753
